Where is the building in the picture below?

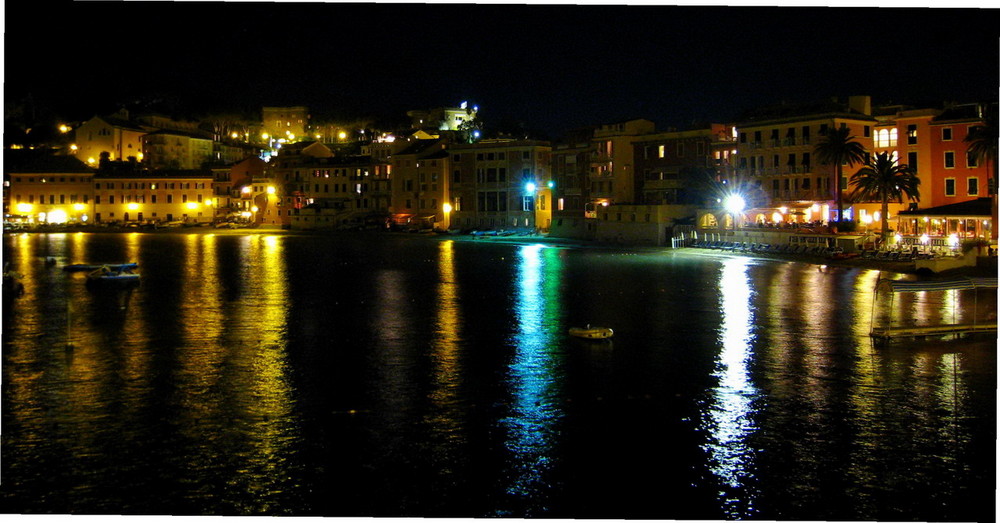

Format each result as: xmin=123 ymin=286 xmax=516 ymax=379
xmin=447 ymin=139 xmax=553 ymax=232
xmin=5 ymin=151 xmax=96 ymax=224
xmin=141 ymin=129 xmax=215 ymax=169
xmin=928 ymin=104 xmax=994 ymax=207
xmin=549 ymin=129 xmax=596 ymax=240
xmin=732 ymin=96 xmax=878 ymax=223
xmin=588 ymin=119 xmax=656 ymax=207
xmin=211 ymin=156 xmax=267 ymax=221
xmin=632 ymin=123 xmax=734 ymax=205
xmin=71 ymin=110 xmax=149 ymax=167
xmin=407 ymin=102 xmax=479 ymax=132
xmin=92 ymin=166 xmax=214 ymax=224
xmin=389 ymin=138 xmax=451 ymax=230
xmin=262 ymin=106 xmax=310 ymax=145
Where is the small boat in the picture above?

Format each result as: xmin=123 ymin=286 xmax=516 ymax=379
xmin=568 ymin=325 xmax=614 ymax=339
xmin=64 ymin=262 xmax=138 ymax=272
xmin=86 ymin=265 xmax=140 ymax=285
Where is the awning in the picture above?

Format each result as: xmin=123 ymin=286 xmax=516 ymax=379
xmin=877 ymin=277 xmax=998 ymax=293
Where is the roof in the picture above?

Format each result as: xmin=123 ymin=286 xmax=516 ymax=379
xmin=394 ymin=139 xmax=444 ymax=156
xmin=4 ymin=150 xmax=93 ymax=174
xmin=897 ymin=198 xmax=993 ymax=217
xmin=94 ymin=115 xmax=148 ymax=132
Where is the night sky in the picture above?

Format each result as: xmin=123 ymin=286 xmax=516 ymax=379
xmin=6 ymin=2 xmax=1000 ymax=139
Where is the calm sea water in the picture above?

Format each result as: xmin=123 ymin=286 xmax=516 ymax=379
xmin=1 ymin=231 xmax=996 ymax=519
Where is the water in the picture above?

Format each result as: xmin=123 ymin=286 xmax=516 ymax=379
xmin=2 ymin=231 xmax=996 ymax=519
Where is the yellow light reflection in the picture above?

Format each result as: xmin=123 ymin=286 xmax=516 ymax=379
xmin=702 ymin=256 xmax=759 ymax=519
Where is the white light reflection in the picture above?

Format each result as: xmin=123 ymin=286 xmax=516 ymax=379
xmin=701 ymin=256 xmax=760 ymax=518
xmin=499 ymin=244 xmax=564 ymax=515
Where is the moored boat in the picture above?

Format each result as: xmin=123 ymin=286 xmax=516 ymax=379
xmin=568 ymin=325 xmax=614 ymax=339
xmin=86 ymin=265 xmax=140 ymax=285
xmin=64 ymin=262 xmax=138 ymax=272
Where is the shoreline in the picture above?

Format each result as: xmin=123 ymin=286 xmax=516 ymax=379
xmin=5 ymin=226 xmax=997 ymax=278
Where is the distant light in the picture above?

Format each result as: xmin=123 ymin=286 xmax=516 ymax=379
xmin=266 ymin=186 xmax=276 ymax=195
xmin=185 ymin=202 xmax=200 ymax=210
xmin=460 ymin=101 xmax=468 ymax=109
xmin=127 ymin=203 xmax=140 ymax=211
xmin=547 ymin=180 xmax=555 ymax=189
xmin=73 ymin=203 xmax=85 ymax=211
xmin=920 ymin=233 xmax=930 ymax=245
xmin=48 ymin=209 xmax=68 ymax=223
xmin=16 ymin=203 xmax=33 ymax=213
xmin=241 ymin=186 xmax=252 ymax=194
xmin=948 ymin=234 xmax=959 ymax=247
xmin=250 ymin=206 xmax=259 ymax=213
xmin=338 ymin=131 xmax=347 ymax=140
xmin=442 ymin=202 xmax=453 ymax=213
xmin=59 ymin=124 xmax=71 ymax=133
xmin=525 ymin=182 xmax=537 ymax=193
xmin=472 ymin=130 xmax=481 ymax=139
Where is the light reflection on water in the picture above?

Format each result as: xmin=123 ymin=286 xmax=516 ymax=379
xmin=2 ymin=234 xmax=995 ymax=519
xmin=700 ymin=256 xmax=760 ymax=519
xmin=498 ymin=244 xmax=565 ymax=516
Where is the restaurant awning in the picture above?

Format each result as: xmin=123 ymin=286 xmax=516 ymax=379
xmin=896 ymin=198 xmax=992 ymax=218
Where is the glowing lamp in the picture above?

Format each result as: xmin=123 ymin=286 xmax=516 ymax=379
xmin=48 ymin=209 xmax=68 ymax=223
xmin=724 ymin=194 xmax=746 ymax=215
xmin=920 ymin=234 xmax=930 ymax=245
xmin=250 ymin=206 xmax=259 ymax=213
xmin=266 ymin=186 xmax=276 ymax=195
xmin=241 ymin=186 xmax=252 ymax=194
xmin=73 ymin=203 xmax=86 ymax=211
xmin=185 ymin=202 xmax=200 ymax=210
xmin=16 ymin=203 xmax=33 ymax=214
xmin=948 ymin=234 xmax=959 ymax=247
xmin=442 ymin=203 xmax=453 ymax=213
xmin=547 ymin=180 xmax=555 ymax=189
xmin=525 ymin=182 xmax=537 ymax=193
xmin=127 ymin=203 xmax=139 ymax=211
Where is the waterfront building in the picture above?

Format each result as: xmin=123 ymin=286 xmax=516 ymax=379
xmin=447 ymin=139 xmax=553 ymax=231
xmin=5 ymin=152 xmax=95 ymax=224
xmin=92 ymin=166 xmax=214 ymax=224
xmin=588 ymin=119 xmax=656 ymax=208
xmin=632 ymin=124 xmax=734 ymax=205
xmin=389 ymin=138 xmax=452 ymax=230
xmin=211 ymin=156 xmax=267 ymax=221
xmin=549 ymin=130 xmax=596 ymax=240
xmin=928 ymin=104 xmax=994 ymax=207
xmin=407 ymin=102 xmax=478 ymax=133
xmin=732 ymin=96 xmax=878 ymax=223
xmin=71 ymin=109 xmax=149 ymax=167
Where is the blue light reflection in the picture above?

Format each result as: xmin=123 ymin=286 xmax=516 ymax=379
xmin=499 ymin=244 xmax=564 ymax=515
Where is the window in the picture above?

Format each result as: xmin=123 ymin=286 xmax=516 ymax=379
xmin=944 ymin=151 xmax=955 ymax=168
xmin=967 ymin=151 xmax=979 ymax=168
xmin=658 ymin=145 xmax=665 ymax=158
xmin=863 ymin=125 xmax=871 ymax=137
xmin=907 ymin=151 xmax=918 ymax=171
xmin=907 ymin=124 xmax=917 ymax=145
xmin=942 ymin=127 xmax=953 ymax=141
xmin=677 ymin=142 xmax=684 ymax=157
xmin=968 ymin=177 xmax=979 ymax=196
xmin=452 ymin=170 xmax=461 ymax=183
xmin=945 ymin=178 xmax=956 ymax=196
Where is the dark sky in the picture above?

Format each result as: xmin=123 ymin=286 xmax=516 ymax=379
xmin=6 ymin=2 xmax=1000 ymax=138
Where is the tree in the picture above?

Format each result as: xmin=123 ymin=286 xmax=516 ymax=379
xmin=849 ymin=151 xmax=920 ymax=242
xmin=814 ymin=125 xmax=867 ymax=224
xmin=964 ymin=110 xmax=997 ymax=234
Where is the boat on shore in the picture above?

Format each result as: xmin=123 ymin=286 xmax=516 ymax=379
xmin=86 ymin=265 xmax=140 ymax=286
xmin=64 ymin=262 xmax=137 ymax=272
xmin=569 ymin=325 xmax=614 ymax=339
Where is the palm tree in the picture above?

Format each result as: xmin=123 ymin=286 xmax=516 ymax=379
xmin=964 ymin=110 xmax=998 ymax=240
xmin=849 ymin=151 xmax=920 ymax=242
xmin=814 ymin=125 xmax=867 ymax=225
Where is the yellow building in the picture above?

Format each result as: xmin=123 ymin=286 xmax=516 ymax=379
xmin=262 ymin=106 xmax=309 ymax=145
xmin=390 ymin=139 xmax=452 ymax=230
xmin=92 ymin=169 xmax=215 ymax=224
xmin=589 ymin=119 xmax=656 ymax=207
xmin=71 ymin=110 xmax=149 ymax=167
xmin=733 ymin=96 xmax=877 ymax=223
xmin=142 ymin=129 xmax=215 ymax=169
xmin=6 ymin=153 xmax=96 ymax=224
